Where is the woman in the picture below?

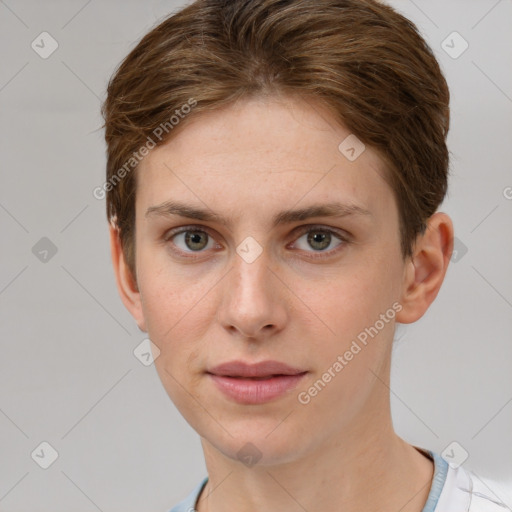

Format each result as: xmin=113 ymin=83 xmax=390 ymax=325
xmin=101 ymin=1 xmax=504 ymax=510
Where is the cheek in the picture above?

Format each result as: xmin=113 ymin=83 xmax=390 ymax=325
xmin=136 ymin=240 xmax=214 ymax=336
xmin=140 ymin=269 xmax=213 ymax=412
xmin=141 ymin=277 xmax=210 ymax=344
xmin=307 ymin=268 xmax=392 ymax=337
xmin=296 ymin=273 xmax=396 ymax=423
xmin=300 ymin=256 xmax=400 ymax=386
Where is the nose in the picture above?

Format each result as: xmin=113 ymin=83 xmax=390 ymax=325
xmin=216 ymin=249 xmax=288 ymax=340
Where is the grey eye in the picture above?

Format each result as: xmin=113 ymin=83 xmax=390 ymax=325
xmin=294 ymin=229 xmax=342 ymax=252
xmin=172 ymin=230 xmax=214 ymax=252
xmin=185 ymin=231 xmax=209 ymax=251
xmin=307 ymin=231 xmax=332 ymax=251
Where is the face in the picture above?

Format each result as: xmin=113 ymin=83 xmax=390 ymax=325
xmin=122 ymin=95 xmax=413 ymax=465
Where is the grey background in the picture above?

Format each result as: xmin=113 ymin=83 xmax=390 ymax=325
xmin=1 ymin=0 xmax=511 ymax=510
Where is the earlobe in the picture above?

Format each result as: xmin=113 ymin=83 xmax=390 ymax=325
xmin=395 ymin=212 xmax=454 ymax=324
xmin=109 ymin=223 xmax=147 ymax=332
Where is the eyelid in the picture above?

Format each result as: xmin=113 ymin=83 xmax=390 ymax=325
xmin=163 ymin=224 xmax=218 ymax=242
xmin=290 ymin=223 xmax=350 ymax=240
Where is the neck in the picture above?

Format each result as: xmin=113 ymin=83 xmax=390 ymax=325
xmin=196 ymin=404 xmax=434 ymax=512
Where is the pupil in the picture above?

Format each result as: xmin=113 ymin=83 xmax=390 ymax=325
xmin=307 ymin=231 xmax=331 ymax=250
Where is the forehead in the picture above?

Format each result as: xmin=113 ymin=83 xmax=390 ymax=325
xmin=136 ymin=96 xmax=393 ymax=221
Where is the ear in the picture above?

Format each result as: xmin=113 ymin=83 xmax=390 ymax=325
xmin=395 ymin=212 xmax=454 ymax=324
xmin=109 ymin=222 xmax=147 ymax=332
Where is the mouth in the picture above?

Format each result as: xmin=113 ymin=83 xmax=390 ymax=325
xmin=205 ymin=361 xmax=308 ymax=404
xmin=207 ymin=373 xmax=308 ymax=404
xmin=207 ymin=359 xmax=307 ymax=379
xmin=211 ymin=373 xmax=308 ymax=380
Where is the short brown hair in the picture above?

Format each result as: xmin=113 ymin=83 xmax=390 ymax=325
xmin=101 ymin=0 xmax=450 ymax=280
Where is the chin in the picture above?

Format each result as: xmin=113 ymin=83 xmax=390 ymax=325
xmin=202 ymin=425 xmax=310 ymax=468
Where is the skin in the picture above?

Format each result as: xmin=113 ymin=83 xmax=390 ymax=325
xmin=110 ymin=94 xmax=454 ymax=512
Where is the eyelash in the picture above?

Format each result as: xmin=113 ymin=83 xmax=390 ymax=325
xmin=163 ymin=224 xmax=350 ymax=261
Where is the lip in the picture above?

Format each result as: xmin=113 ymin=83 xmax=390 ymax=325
xmin=207 ymin=360 xmax=307 ymax=378
xmin=206 ymin=360 xmax=308 ymax=405
xmin=208 ymin=374 xmax=308 ymax=404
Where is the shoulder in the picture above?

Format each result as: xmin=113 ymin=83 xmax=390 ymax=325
xmin=435 ymin=463 xmax=509 ymax=512
xmin=168 ymin=477 xmax=208 ymax=512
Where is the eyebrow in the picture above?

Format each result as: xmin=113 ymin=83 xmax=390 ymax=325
xmin=145 ymin=200 xmax=372 ymax=228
